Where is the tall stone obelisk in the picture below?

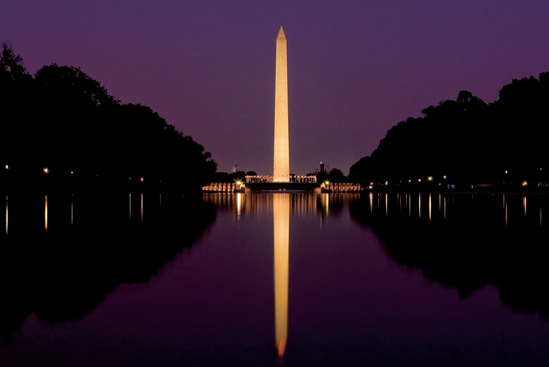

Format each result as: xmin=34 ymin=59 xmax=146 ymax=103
xmin=273 ymin=26 xmax=290 ymax=182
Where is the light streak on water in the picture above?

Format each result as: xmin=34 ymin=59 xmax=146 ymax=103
xmin=418 ymin=194 xmax=421 ymax=219
xmin=237 ymin=193 xmax=242 ymax=218
xmin=429 ymin=194 xmax=432 ymax=222
xmin=409 ymin=194 xmax=411 ymax=217
xmin=5 ymin=196 xmax=7 ymax=236
xmin=45 ymin=195 xmax=48 ymax=231
xmin=71 ymin=196 xmax=74 ymax=226
xmin=273 ymin=195 xmax=289 ymax=361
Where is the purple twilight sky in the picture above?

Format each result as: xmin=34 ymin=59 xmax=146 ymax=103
xmin=2 ymin=0 xmax=549 ymax=175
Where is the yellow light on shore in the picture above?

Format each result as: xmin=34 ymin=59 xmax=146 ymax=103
xmin=5 ymin=165 xmax=8 ymax=170
xmin=443 ymin=175 xmax=447 ymax=179
xmin=427 ymin=176 xmax=433 ymax=181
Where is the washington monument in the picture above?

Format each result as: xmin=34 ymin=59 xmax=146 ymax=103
xmin=273 ymin=26 xmax=290 ymax=182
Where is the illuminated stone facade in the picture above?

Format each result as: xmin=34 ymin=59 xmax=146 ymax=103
xmin=273 ymin=27 xmax=290 ymax=182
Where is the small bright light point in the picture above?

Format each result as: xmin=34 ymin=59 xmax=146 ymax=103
xmin=427 ymin=176 xmax=433 ymax=181
xmin=385 ymin=181 xmax=388 ymax=186
xmin=43 ymin=168 xmax=49 ymax=174
xmin=71 ymin=171 xmax=73 ymax=174
xmin=522 ymin=181 xmax=528 ymax=187
xmin=505 ymin=170 xmax=508 ymax=174
xmin=443 ymin=175 xmax=447 ymax=179
xmin=5 ymin=165 xmax=8 ymax=169
xmin=140 ymin=177 xmax=144 ymax=182
xmin=418 ymin=179 xmax=421 ymax=182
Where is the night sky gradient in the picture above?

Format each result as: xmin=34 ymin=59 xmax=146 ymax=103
xmin=2 ymin=0 xmax=549 ymax=175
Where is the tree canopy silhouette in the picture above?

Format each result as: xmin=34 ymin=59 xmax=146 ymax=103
xmin=349 ymin=73 xmax=549 ymax=189
xmin=1 ymin=42 xmax=217 ymax=192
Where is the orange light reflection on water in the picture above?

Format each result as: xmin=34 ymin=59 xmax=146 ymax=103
xmin=274 ymin=195 xmax=289 ymax=361
xmin=44 ymin=195 xmax=48 ymax=231
xmin=5 ymin=196 xmax=8 ymax=236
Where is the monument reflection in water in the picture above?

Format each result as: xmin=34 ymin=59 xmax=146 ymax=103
xmin=273 ymin=194 xmax=289 ymax=360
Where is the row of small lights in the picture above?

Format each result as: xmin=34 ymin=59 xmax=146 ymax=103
xmin=6 ymin=165 xmax=147 ymax=182
xmin=379 ymin=176 xmax=447 ymax=186
xmin=373 ymin=170 xmax=543 ymax=187
xmin=5 ymin=165 xmax=541 ymax=187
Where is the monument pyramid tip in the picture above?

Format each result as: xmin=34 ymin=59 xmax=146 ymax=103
xmin=278 ymin=26 xmax=285 ymax=39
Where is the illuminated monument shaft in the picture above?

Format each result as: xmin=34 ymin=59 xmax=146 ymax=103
xmin=273 ymin=27 xmax=290 ymax=182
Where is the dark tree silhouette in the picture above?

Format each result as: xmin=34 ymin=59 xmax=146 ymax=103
xmin=1 ymin=44 xmax=217 ymax=192
xmin=349 ymin=193 xmax=549 ymax=317
xmin=328 ymin=168 xmax=346 ymax=182
xmin=349 ymin=73 xmax=549 ymax=190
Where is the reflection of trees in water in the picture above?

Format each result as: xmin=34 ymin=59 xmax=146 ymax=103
xmin=350 ymin=193 xmax=549 ymax=318
xmin=0 ymin=193 xmax=216 ymax=345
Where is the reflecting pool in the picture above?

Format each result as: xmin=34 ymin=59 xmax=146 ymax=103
xmin=2 ymin=193 xmax=549 ymax=366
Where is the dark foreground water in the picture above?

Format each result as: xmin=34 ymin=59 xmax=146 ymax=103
xmin=2 ymin=192 xmax=549 ymax=366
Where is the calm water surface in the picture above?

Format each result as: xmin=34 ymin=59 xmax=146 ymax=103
xmin=2 ymin=192 xmax=549 ymax=366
